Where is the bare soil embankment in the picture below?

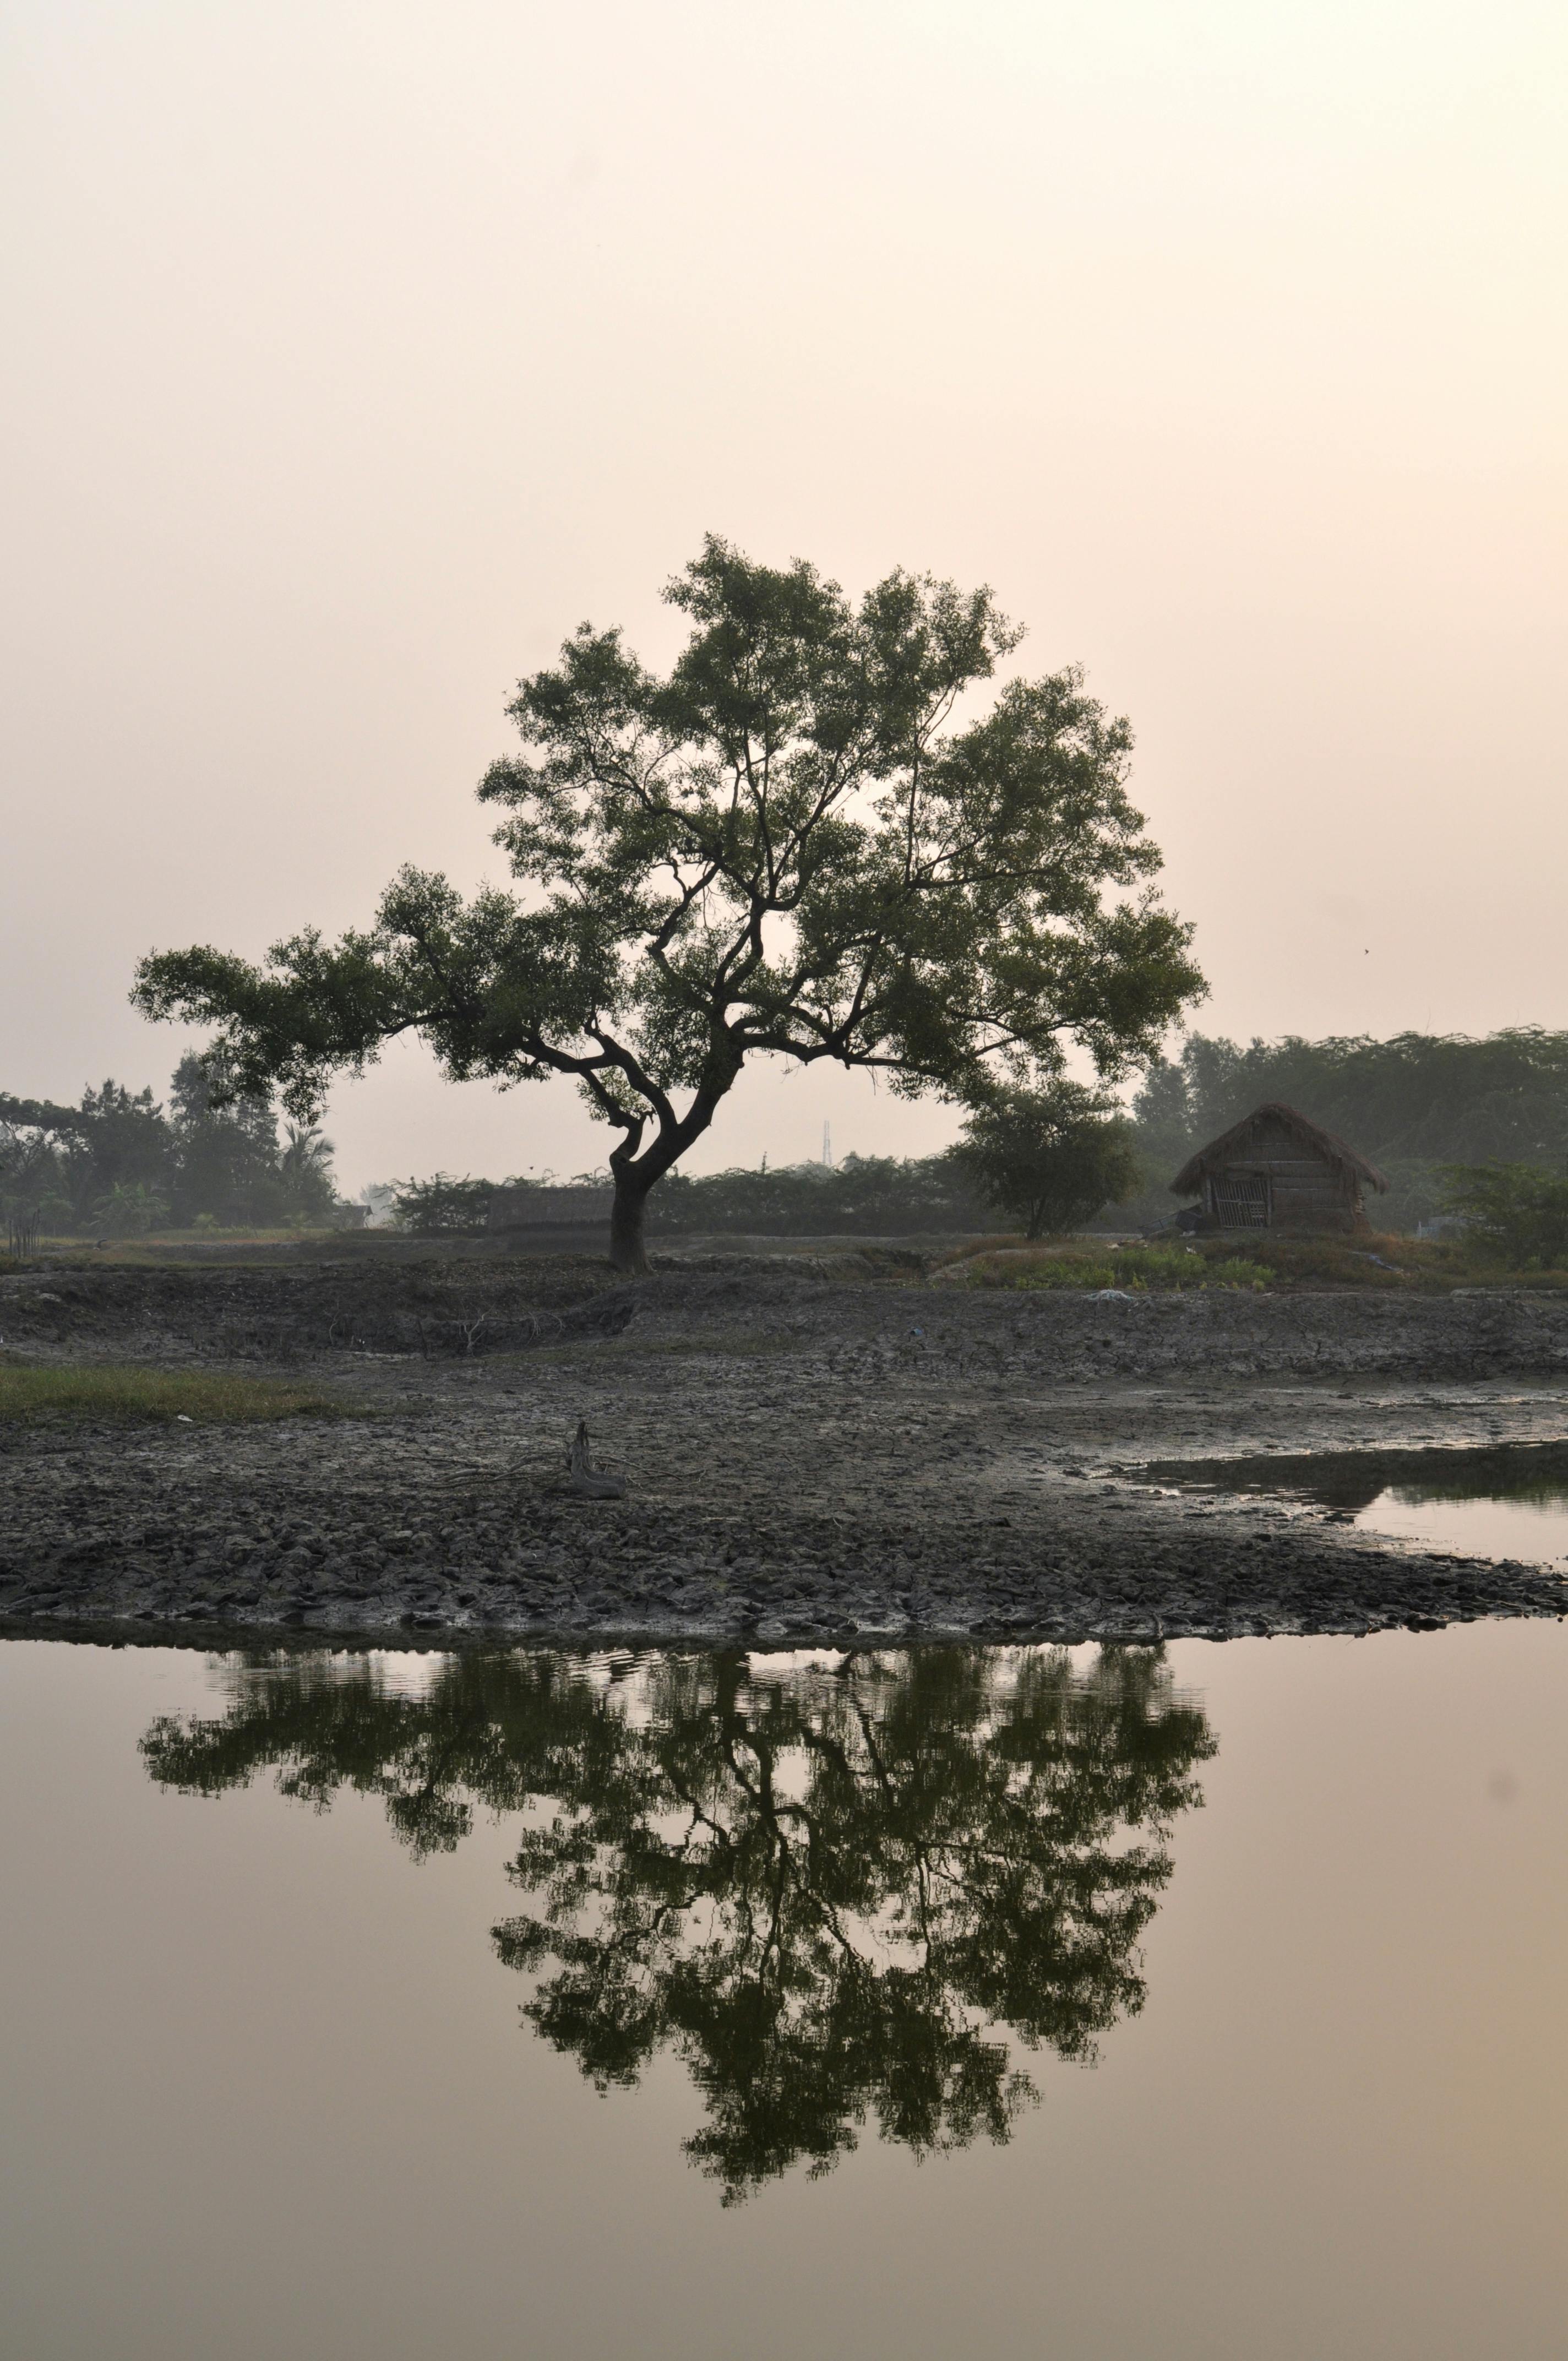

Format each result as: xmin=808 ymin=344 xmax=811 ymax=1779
xmin=3 ymin=1255 xmax=1567 ymax=1642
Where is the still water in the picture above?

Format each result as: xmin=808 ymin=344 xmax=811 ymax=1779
xmin=3 ymin=1625 xmax=1565 ymax=2360
xmin=1151 ymin=1439 xmax=1568 ymax=1567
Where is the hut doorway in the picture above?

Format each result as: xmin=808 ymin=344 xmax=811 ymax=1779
xmin=1208 ymin=1172 xmax=1270 ymax=1227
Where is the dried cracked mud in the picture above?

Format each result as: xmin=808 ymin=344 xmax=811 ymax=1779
xmin=4 ymin=1253 xmax=1567 ymax=1645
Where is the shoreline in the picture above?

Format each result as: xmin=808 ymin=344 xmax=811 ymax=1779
xmin=4 ymin=1258 xmax=1568 ymax=1644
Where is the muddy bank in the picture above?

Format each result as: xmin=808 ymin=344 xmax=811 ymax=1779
xmin=6 ymin=1254 xmax=1568 ymax=1376
xmin=3 ymin=1261 xmax=1567 ymax=1642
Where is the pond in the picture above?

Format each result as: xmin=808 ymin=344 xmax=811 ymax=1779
xmin=1147 ymin=1438 xmax=1568 ymax=1568
xmin=2 ymin=1623 xmax=1565 ymax=2360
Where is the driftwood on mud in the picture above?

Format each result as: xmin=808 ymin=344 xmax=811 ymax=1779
xmin=564 ymin=1419 xmax=625 ymax=1499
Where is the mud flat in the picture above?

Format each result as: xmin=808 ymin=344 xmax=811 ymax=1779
xmin=3 ymin=1256 xmax=1567 ymax=1643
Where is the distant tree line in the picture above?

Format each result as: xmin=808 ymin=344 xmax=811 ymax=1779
xmin=656 ymin=1152 xmax=995 ymax=1235
xmin=1 ymin=1057 xmax=350 ymax=1236
xmin=380 ymin=1081 xmax=1134 ymax=1241
xmin=390 ymin=1029 xmax=1568 ymax=1246
xmin=392 ymin=1092 xmax=1142 ymax=1243
xmin=20 ymin=1026 xmax=1564 ymax=1248
xmin=391 ymin=1154 xmax=998 ymax=1238
xmin=1128 ymin=1027 xmax=1568 ymax=1234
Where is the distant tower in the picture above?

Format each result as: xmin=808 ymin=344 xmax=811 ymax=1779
xmin=822 ymin=1121 xmax=833 ymax=1169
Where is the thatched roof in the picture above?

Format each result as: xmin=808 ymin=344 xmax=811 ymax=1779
xmin=1170 ymin=1102 xmax=1390 ymax=1197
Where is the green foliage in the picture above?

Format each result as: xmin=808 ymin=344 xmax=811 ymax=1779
xmin=0 ymin=1057 xmax=350 ymax=1234
xmin=169 ymin=1052 xmax=288 ymax=1226
xmin=432 ymin=1154 xmax=995 ymax=1237
xmin=390 ymin=1173 xmax=500 ymax=1234
xmin=0 ymin=1366 xmax=349 ymax=1422
xmin=67 ymin=1080 xmax=169 ymax=1223
xmin=1213 ymin=1231 xmax=1414 ymax=1287
xmin=1134 ymin=1027 xmax=1568 ymax=1231
xmin=946 ymin=1226 xmax=1568 ymax=1291
xmin=276 ymin=1122 xmax=339 ymax=1221
xmin=1137 ymin=1026 xmax=1568 ymax=1165
xmin=133 ymin=538 xmax=1203 ymax=1267
xmin=952 ymin=1083 xmax=1141 ymax=1237
xmin=140 ymin=1643 xmax=1213 ymax=2201
xmin=654 ymin=1151 xmax=989 ymax=1234
xmin=92 ymin=1179 xmax=170 ymax=1236
xmin=950 ymin=1242 xmax=1267 ymax=1290
xmin=1439 ymin=1161 xmax=1568 ymax=1268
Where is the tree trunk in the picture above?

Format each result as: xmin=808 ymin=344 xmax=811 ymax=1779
xmin=609 ymin=1168 xmax=651 ymax=1274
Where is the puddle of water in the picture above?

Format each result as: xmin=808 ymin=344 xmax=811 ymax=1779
xmin=1147 ymin=1439 xmax=1568 ymax=1564
xmin=3 ymin=1626 xmax=1566 ymax=2361
xmin=1353 ymin=1489 xmax=1568 ymax=1563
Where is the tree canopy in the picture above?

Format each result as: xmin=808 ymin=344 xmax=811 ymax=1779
xmin=140 ymin=1641 xmax=1214 ymax=2202
xmin=1439 ymin=1161 xmax=1568 ymax=1267
xmin=0 ymin=1057 xmax=345 ymax=1236
xmin=953 ymin=1082 xmax=1141 ymax=1238
xmin=133 ymin=538 xmax=1204 ymax=1268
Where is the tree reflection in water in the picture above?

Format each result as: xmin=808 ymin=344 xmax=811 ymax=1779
xmin=143 ymin=1644 xmax=1214 ymax=2201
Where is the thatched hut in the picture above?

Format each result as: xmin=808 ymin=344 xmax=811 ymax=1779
xmin=1171 ymin=1103 xmax=1389 ymax=1233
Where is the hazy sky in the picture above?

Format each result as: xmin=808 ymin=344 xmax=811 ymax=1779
xmin=4 ymin=1 xmax=1564 ymax=1190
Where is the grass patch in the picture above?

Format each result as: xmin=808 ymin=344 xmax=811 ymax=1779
xmin=1211 ymin=1232 xmax=1422 ymax=1286
xmin=0 ymin=1365 xmax=352 ymax=1424
xmin=1195 ymin=1231 xmax=1568 ymax=1290
xmin=934 ymin=1227 xmax=1568 ymax=1292
xmin=33 ymin=1227 xmax=342 ymax=1249
xmin=944 ymin=1243 xmax=1269 ymax=1291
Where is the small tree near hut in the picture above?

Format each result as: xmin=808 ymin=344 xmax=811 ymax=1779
xmin=132 ymin=540 xmax=1204 ymax=1272
xmin=1440 ymin=1161 xmax=1568 ymax=1267
xmin=954 ymin=1082 xmax=1142 ymax=1238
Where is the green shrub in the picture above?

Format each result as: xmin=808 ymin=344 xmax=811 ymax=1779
xmin=1439 ymin=1161 xmax=1568 ymax=1268
xmin=391 ymin=1173 xmax=499 ymax=1234
xmin=952 ymin=1243 xmax=1267 ymax=1291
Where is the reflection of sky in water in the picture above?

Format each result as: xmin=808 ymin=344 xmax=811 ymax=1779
xmin=1354 ymin=1490 xmax=1568 ymax=1565
xmin=6 ymin=1625 xmax=1568 ymax=2360
xmin=361 ymin=1649 xmax=452 ymax=1700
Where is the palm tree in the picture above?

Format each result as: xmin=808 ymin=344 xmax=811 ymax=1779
xmin=277 ymin=1123 xmax=337 ymax=1218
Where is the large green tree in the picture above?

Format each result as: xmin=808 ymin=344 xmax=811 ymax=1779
xmin=133 ymin=539 xmax=1204 ymax=1271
